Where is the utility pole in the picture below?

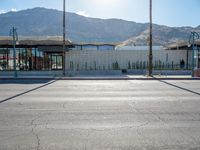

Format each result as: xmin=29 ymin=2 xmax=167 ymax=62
xmin=148 ymin=0 xmax=153 ymax=76
xmin=63 ymin=0 xmax=66 ymax=76
xmin=10 ymin=27 xmax=18 ymax=78
xmin=189 ymin=32 xmax=200 ymax=77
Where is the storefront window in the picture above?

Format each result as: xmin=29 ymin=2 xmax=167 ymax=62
xmin=0 ymin=47 xmax=63 ymax=71
xmin=51 ymin=53 xmax=63 ymax=70
xmin=0 ymin=48 xmax=8 ymax=70
xmin=8 ymin=48 xmax=14 ymax=70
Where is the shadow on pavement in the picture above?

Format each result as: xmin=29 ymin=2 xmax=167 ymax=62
xmin=0 ymin=78 xmax=55 ymax=84
xmin=0 ymin=79 xmax=57 ymax=104
xmin=157 ymin=79 xmax=200 ymax=96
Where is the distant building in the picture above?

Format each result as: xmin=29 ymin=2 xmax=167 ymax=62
xmin=115 ymin=45 xmax=164 ymax=51
xmin=72 ymin=43 xmax=116 ymax=51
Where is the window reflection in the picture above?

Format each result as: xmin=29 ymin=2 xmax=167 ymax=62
xmin=0 ymin=48 xmax=63 ymax=71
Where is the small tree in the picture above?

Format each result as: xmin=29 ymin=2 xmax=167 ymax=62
xmin=85 ymin=62 xmax=88 ymax=70
xmin=136 ymin=61 xmax=139 ymax=69
xmin=94 ymin=61 xmax=97 ymax=70
xmin=143 ymin=61 xmax=146 ymax=69
xmin=128 ymin=61 xmax=131 ymax=69
xmin=76 ymin=63 xmax=79 ymax=71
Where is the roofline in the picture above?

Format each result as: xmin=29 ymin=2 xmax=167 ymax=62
xmin=166 ymin=40 xmax=200 ymax=50
xmin=0 ymin=36 xmax=74 ymax=48
xmin=0 ymin=45 xmax=74 ymax=48
xmin=73 ymin=42 xmax=121 ymax=47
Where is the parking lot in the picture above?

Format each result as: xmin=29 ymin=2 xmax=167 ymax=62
xmin=0 ymin=79 xmax=200 ymax=150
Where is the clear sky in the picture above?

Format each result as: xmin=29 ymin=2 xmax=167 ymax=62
xmin=0 ymin=0 xmax=199 ymax=27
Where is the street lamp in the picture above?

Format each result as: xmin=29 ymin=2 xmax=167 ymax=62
xmin=63 ymin=0 xmax=66 ymax=76
xmin=148 ymin=0 xmax=153 ymax=76
xmin=189 ymin=31 xmax=200 ymax=77
xmin=9 ymin=27 xmax=18 ymax=78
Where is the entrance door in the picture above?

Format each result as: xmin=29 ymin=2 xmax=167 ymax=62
xmin=51 ymin=54 xmax=63 ymax=70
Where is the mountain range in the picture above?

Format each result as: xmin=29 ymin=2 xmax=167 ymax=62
xmin=0 ymin=7 xmax=199 ymax=46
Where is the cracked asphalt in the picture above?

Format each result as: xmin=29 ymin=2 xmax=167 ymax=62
xmin=0 ymin=79 xmax=200 ymax=150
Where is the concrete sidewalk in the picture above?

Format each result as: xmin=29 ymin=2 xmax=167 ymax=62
xmin=0 ymin=75 xmax=200 ymax=80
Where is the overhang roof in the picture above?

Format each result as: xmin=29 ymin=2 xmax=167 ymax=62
xmin=74 ymin=42 xmax=120 ymax=47
xmin=0 ymin=36 xmax=73 ymax=48
xmin=167 ymin=40 xmax=200 ymax=50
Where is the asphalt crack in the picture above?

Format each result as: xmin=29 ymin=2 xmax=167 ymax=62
xmin=30 ymin=115 xmax=42 ymax=150
xmin=148 ymin=109 xmax=165 ymax=123
xmin=179 ymin=128 xmax=199 ymax=145
xmin=129 ymin=101 xmax=155 ymax=145
xmin=136 ymin=121 xmax=150 ymax=136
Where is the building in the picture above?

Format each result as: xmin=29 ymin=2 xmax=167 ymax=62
xmin=0 ymin=37 xmax=198 ymax=76
xmin=115 ymin=45 xmax=164 ymax=51
xmin=167 ymin=40 xmax=200 ymax=69
xmin=0 ymin=36 xmax=73 ymax=72
xmin=72 ymin=43 xmax=116 ymax=51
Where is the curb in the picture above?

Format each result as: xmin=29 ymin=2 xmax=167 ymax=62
xmin=0 ymin=77 xmax=200 ymax=80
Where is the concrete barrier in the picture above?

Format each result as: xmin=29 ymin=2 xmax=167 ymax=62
xmin=66 ymin=69 xmax=191 ymax=76
xmin=0 ymin=70 xmax=63 ymax=77
xmin=66 ymin=70 xmax=122 ymax=76
xmin=0 ymin=69 xmax=192 ymax=77
xmin=194 ymin=69 xmax=200 ymax=77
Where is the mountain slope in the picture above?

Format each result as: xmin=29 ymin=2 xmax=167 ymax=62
xmin=0 ymin=7 xmax=199 ymax=45
xmin=0 ymin=7 xmax=147 ymax=43
xmin=123 ymin=25 xmax=199 ymax=46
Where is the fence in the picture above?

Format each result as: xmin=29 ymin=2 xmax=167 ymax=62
xmin=65 ymin=50 xmax=191 ymax=72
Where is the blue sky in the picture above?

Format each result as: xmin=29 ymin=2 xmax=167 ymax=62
xmin=0 ymin=0 xmax=199 ymax=27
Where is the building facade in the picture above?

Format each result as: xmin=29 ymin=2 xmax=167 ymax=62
xmin=65 ymin=49 xmax=191 ymax=71
xmin=0 ymin=37 xmax=73 ymax=72
xmin=1 ymin=37 xmax=198 ymax=76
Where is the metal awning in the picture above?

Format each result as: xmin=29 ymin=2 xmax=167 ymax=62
xmin=0 ymin=36 xmax=74 ymax=49
xmin=166 ymin=40 xmax=200 ymax=50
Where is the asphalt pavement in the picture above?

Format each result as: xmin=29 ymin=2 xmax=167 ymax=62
xmin=0 ymin=79 xmax=200 ymax=150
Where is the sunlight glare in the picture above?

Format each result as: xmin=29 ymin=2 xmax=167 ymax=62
xmin=91 ymin=0 xmax=121 ymax=8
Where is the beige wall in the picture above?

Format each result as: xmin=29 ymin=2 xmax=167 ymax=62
xmin=65 ymin=50 xmax=191 ymax=71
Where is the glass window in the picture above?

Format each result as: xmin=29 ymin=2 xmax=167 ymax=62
xmin=18 ymin=48 xmax=28 ymax=71
xmin=35 ymin=50 xmax=44 ymax=70
xmin=0 ymin=48 xmax=8 ymax=70
xmin=8 ymin=48 xmax=14 ymax=70
xmin=0 ymin=47 xmax=63 ymax=71
xmin=50 ymin=53 xmax=63 ymax=70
